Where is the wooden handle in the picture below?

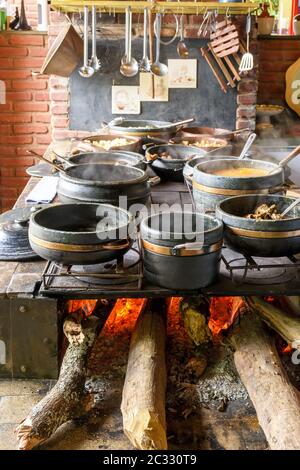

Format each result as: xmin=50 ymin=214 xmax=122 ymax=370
xmin=279 ymin=145 xmax=300 ymax=169
xmin=201 ymin=47 xmax=227 ymax=93
xmin=27 ymin=150 xmax=64 ymax=173
xmin=208 ymin=43 xmax=235 ymax=88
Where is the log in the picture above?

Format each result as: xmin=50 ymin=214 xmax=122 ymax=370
xmin=121 ymin=299 xmax=167 ymax=450
xmin=247 ymin=296 xmax=300 ymax=349
xmin=230 ymin=312 xmax=300 ymax=450
xmin=15 ymin=315 xmax=104 ymax=450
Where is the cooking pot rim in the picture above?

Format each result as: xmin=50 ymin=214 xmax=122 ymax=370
xmin=83 ymin=133 xmax=141 ymax=143
xmin=194 ymin=158 xmax=283 ymax=179
xmin=216 ymin=195 xmax=300 ymax=224
xmin=69 ymin=151 xmax=143 ymax=164
xmin=141 ymin=210 xmax=223 ymax=238
xmin=30 ymin=202 xmax=133 ymax=236
xmin=147 ymin=144 xmax=206 ymax=163
xmin=61 ymin=163 xmax=148 ymax=186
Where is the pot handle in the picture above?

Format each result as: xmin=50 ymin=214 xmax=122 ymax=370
xmin=171 ymin=242 xmax=207 ymax=255
xmin=149 ymin=175 xmax=161 ymax=186
xmin=101 ymin=239 xmax=131 ymax=251
xmin=278 ymin=144 xmax=300 ymax=169
xmin=27 ymin=150 xmax=65 ymax=173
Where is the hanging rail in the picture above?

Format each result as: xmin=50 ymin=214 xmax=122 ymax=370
xmin=50 ymin=1 xmax=259 ymax=15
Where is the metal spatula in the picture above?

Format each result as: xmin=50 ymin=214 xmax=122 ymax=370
xmin=239 ymin=13 xmax=253 ymax=73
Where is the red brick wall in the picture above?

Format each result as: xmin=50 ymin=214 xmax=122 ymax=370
xmin=258 ymin=37 xmax=300 ymax=105
xmin=0 ymin=31 xmax=50 ymax=212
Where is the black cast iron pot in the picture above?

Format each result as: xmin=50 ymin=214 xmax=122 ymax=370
xmin=56 ymin=151 xmax=147 ymax=171
xmin=141 ymin=211 xmax=223 ymax=289
xmin=57 ymin=163 xmax=151 ymax=210
xmin=146 ymin=144 xmax=206 ymax=182
xmin=193 ymin=158 xmax=284 ymax=213
xmin=29 ymin=203 xmax=134 ymax=265
xmin=216 ymin=195 xmax=300 ymax=257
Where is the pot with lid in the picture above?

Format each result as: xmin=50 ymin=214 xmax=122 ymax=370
xmin=55 ymin=150 xmax=147 ymax=171
xmin=141 ymin=211 xmax=223 ymax=290
xmin=29 ymin=203 xmax=134 ymax=265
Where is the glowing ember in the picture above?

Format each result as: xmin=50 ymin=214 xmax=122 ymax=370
xmin=67 ymin=299 xmax=98 ymax=317
xmin=282 ymin=343 xmax=293 ymax=354
xmin=102 ymin=298 xmax=147 ymax=335
xmin=208 ymin=297 xmax=244 ymax=337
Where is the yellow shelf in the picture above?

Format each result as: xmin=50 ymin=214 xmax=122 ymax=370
xmin=50 ymin=1 xmax=259 ymax=15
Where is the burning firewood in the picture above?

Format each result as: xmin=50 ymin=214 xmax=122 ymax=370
xmin=230 ymin=312 xmax=300 ymax=450
xmin=15 ymin=313 xmax=107 ymax=451
xmin=247 ymin=296 xmax=300 ymax=350
xmin=121 ymin=299 xmax=167 ymax=450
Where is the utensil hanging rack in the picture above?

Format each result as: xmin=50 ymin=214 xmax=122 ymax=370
xmin=50 ymin=1 xmax=259 ymax=15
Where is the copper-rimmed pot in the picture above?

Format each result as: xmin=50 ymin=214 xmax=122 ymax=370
xmin=71 ymin=133 xmax=142 ymax=154
xmin=29 ymin=203 xmax=134 ymax=265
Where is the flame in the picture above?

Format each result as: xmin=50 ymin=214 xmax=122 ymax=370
xmin=66 ymin=299 xmax=98 ymax=317
xmin=208 ymin=297 xmax=244 ymax=337
xmin=101 ymin=298 xmax=147 ymax=335
xmin=282 ymin=343 xmax=292 ymax=354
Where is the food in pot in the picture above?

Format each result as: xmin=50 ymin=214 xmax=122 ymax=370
xmin=149 ymin=151 xmax=175 ymax=161
xmin=84 ymin=137 xmax=132 ymax=150
xmin=246 ymin=204 xmax=284 ymax=220
xmin=181 ymin=139 xmax=224 ymax=148
xmin=212 ymin=168 xmax=268 ymax=177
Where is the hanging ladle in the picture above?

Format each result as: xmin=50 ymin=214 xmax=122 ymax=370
xmin=89 ymin=5 xmax=101 ymax=72
xmin=177 ymin=14 xmax=189 ymax=58
xmin=238 ymin=132 xmax=257 ymax=160
xmin=151 ymin=13 xmax=168 ymax=76
xmin=139 ymin=8 xmax=151 ymax=72
xmin=79 ymin=5 xmax=94 ymax=78
xmin=120 ymin=6 xmax=139 ymax=77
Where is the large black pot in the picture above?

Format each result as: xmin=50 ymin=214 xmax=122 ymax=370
xmin=29 ymin=203 xmax=133 ymax=265
xmin=146 ymin=144 xmax=206 ymax=182
xmin=57 ymin=164 xmax=151 ymax=210
xmin=141 ymin=211 xmax=223 ymax=289
xmin=193 ymin=158 xmax=284 ymax=213
xmin=216 ymin=195 xmax=300 ymax=257
xmin=58 ymin=151 xmax=146 ymax=171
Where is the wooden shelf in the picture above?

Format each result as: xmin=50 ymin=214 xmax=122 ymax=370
xmin=50 ymin=1 xmax=259 ymax=15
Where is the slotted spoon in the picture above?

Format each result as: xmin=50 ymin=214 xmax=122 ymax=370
xmin=239 ymin=13 xmax=253 ymax=73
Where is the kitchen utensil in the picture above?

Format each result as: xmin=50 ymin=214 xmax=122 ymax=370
xmin=181 ymin=126 xmax=250 ymax=141
xmin=89 ymin=5 xmax=101 ymax=72
xmin=239 ymin=13 xmax=254 ymax=72
xmin=281 ymin=196 xmax=300 ymax=217
xmin=54 ymin=151 xmax=146 ymax=171
xmin=216 ymin=195 xmax=300 ymax=257
xmin=177 ymin=15 xmax=189 ymax=58
xmin=210 ymin=19 xmax=239 ymax=58
xmin=79 ymin=5 xmax=94 ymax=78
xmin=268 ymin=145 xmax=300 ymax=174
xmin=70 ymin=133 xmax=141 ymax=154
xmin=141 ymin=211 xmax=223 ymax=290
xmin=201 ymin=47 xmax=227 ymax=93
xmin=193 ymin=158 xmax=284 ymax=213
xmin=139 ymin=8 xmax=151 ymax=72
xmin=238 ymin=132 xmax=257 ymax=160
xmin=29 ymin=203 xmax=133 ymax=265
xmin=120 ymin=7 xmax=139 ymax=78
xmin=107 ymin=118 xmax=190 ymax=141
xmin=28 ymin=151 xmax=151 ymax=208
xmin=41 ymin=24 xmax=83 ymax=77
xmin=151 ymin=14 xmax=168 ymax=76
xmin=145 ymin=144 xmax=206 ymax=182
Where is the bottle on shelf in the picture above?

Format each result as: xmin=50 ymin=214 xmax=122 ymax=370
xmin=9 ymin=6 xmax=19 ymax=30
xmin=0 ymin=0 xmax=7 ymax=32
xmin=15 ymin=0 xmax=31 ymax=31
